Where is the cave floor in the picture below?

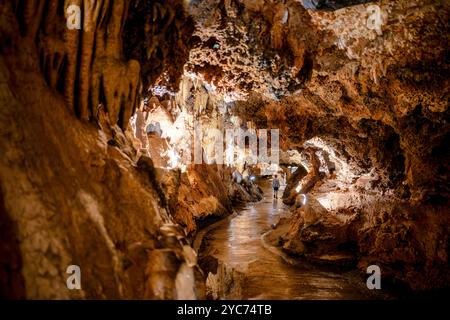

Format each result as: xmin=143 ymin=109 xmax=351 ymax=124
xmin=200 ymin=180 xmax=374 ymax=300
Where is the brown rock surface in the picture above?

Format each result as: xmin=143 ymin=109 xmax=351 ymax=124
xmin=0 ymin=0 xmax=199 ymax=299
xmin=185 ymin=0 xmax=449 ymax=291
xmin=0 ymin=0 xmax=448 ymax=298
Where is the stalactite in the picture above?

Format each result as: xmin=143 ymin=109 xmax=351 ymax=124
xmin=77 ymin=0 xmax=102 ymax=120
xmin=8 ymin=0 xmax=192 ymax=130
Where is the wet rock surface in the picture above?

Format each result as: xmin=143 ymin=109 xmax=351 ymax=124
xmin=198 ymin=181 xmax=377 ymax=299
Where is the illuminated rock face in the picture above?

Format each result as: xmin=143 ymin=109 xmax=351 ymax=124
xmin=187 ymin=0 xmax=449 ymax=290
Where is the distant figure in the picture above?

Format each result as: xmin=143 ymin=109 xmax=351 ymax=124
xmin=273 ymin=175 xmax=280 ymax=199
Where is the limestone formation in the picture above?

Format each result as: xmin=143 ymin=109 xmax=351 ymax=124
xmin=0 ymin=0 xmax=448 ymax=299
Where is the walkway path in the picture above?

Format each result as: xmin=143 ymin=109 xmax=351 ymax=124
xmin=199 ymin=179 xmax=371 ymax=299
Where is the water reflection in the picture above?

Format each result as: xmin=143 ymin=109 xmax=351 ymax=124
xmin=272 ymin=197 xmax=278 ymax=210
xmin=202 ymin=179 xmax=370 ymax=299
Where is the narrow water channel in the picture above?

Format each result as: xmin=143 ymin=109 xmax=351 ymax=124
xmin=198 ymin=179 xmax=373 ymax=300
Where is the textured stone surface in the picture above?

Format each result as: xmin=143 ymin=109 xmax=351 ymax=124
xmin=0 ymin=0 xmax=199 ymax=299
xmin=186 ymin=0 xmax=449 ymax=291
xmin=0 ymin=0 xmax=448 ymax=298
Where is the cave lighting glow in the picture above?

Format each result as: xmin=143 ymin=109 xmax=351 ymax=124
xmin=303 ymin=137 xmax=357 ymax=183
xmin=300 ymin=194 xmax=307 ymax=205
xmin=316 ymin=195 xmax=333 ymax=210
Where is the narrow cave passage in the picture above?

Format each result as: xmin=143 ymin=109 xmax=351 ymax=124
xmin=0 ymin=0 xmax=449 ymax=303
xmin=197 ymin=180 xmax=374 ymax=300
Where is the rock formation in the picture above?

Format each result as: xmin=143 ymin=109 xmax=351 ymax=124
xmin=0 ymin=0 xmax=448 ymax=299
xmin=0 ymin=0 xmax=201 ymax=299
xmin=187 ymin=0 xmax=449 ymax=291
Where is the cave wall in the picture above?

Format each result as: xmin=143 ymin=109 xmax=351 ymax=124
xmin=186 ymin=0 xmax=449 ymax=290
xmin=0 ymin=0 xmax=203 ymax=299
xmin=187 ymin=0 xmax=449 ymax=203
xmin=187 ymin=0 xmax=318 ymax=99
xmin=279 ymin=0 xmax=449 ymax=290
xmin=4 ymin=0 xmax=194 ymax=130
